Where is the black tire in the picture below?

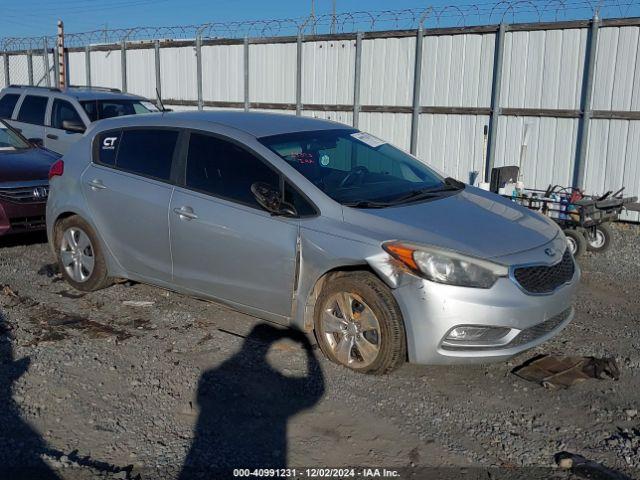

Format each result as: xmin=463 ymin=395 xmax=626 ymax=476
xmin=585 ymin=223 xmax=613 ymax=253
xmin=314 ymin=271 xmax=407 ymax=375
xmin=563 ymin=228 xmax=587 ymax=258
xmin=54 ymin=215 xmax=112 ymax=292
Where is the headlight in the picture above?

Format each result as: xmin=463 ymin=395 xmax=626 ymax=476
xmin=382 ymin=241 xmax=508 ymax=288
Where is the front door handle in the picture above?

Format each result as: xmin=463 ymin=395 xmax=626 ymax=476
xmin=88 ymin=179 xmax=107 ymax=190
xmin=173 ymin=206 xmax=198 ymax=220
xmin=47 ymin=133 xmax=58 ymax=140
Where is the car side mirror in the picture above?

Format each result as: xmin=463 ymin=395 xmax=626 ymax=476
xmin=251 ymin=182 xmax=297 ymax=217
xmin=28 ymin=138 xmax=43 ymax=148
xmin=62 ymin=120 xmax=86 ymax=133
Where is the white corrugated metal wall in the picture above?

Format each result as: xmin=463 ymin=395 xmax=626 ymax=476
xmin=7 ymin=19 xmax=638 ymax=220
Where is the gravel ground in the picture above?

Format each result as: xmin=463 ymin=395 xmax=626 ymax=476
xmin=0 ymin=225 xmax=638 ymax=479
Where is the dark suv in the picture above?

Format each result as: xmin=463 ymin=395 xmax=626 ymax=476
xmin=0 ymin=119 xmax=60 ymax=236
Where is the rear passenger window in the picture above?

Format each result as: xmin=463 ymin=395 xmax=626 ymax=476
xmin=185 ymin=133 xmax=279 ymax=209
xmin=0 ymin=94 xmax=20 ymax=118
xmin=115 ymin=129 xmax=178 ymax=181
xmin=16 ymin=95 xmax=48 ymax=125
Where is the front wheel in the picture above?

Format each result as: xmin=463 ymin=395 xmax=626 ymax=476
xmin=54 ymin=215 xmax=112 ymax=292
xmin=314 ymin=272 xmax=407 ymax=374
xmin=563 ymin=228 xmax=587 ymax=258
xmin=585 ymin=224 xmax=613 ymax=253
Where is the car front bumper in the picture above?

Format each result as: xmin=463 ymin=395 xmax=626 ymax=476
xmin=0 ymin=200 xmax=47 ymax=236
xmin=393 ymin=260 xmax=580 ymax=365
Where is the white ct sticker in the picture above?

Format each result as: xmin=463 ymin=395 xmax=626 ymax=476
xmin=102 ymin=137 xmax=118 ymax=149
xmin=320 ymin=154 xmax=330 ymax=166
xmin=351 ymin=132 xmax=386 ymax=148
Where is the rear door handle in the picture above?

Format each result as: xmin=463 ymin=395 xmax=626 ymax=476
xmin=88 ymin=179 xmax=107 ymax=190
xmin=173 ymin=206 xmax=198 ymax=220
xmin=47 ymin=134 xmax=58 ymax=140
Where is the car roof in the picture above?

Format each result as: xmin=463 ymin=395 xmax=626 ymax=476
xmin=95 ymin=110 xmax=354 ymax=138
xmin=1 ymin=85 xmax=145 ymax=101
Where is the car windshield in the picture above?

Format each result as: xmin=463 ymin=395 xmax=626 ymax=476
xmin=260 ymin=129 xmax=450 ymax=206
xmin=80 ymin=99 xmax=158 ymax=122
xmin=0 ymin=120 xmax=31 ymax=151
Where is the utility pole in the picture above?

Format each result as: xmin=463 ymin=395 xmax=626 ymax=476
xmin=331 ymin=0 xmax=337 ymax=34
xmin=57 ymin=20 xmax=65 ymax=88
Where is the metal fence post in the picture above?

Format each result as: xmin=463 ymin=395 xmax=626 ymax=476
xmin=64 ymin=49 xmax=70 ymax=86
xmin=296 ymin=33 xmax=303 ymax=115
xmin=43 ymin=39 xmax=51 ymax=87
xmin=3 ymin=52 xmax=9 ymax=86
xmin=27 ymin=50 xmax=34 ymax=85
xmin=121 ymin=40 xmax=127 ymax=92
xmin=196 ymin=35 xmax=203 ymax=111
xmin=485 ymin=22 xmax=506 ymax=181
xmin=154 ymin=40 xmax=162 ymax=102
xmin=409 ymin=27 xmax=424 ymax=155
xmin=244 ymin=37 xmax=249 ymax=112
xmin=573 ymin=13 xmax=600 ymax=189
xmin=353 ymin=32 xmax=363 ymax=129
xmin=85 ymin=45 xmax=91 ymax=86
xmin=53 ymin=46 xmax=60 ymax=88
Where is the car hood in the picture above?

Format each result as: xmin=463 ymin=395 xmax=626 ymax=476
xmin=0 ymin=148 xmax=60 ymax=183
xmin=342 ymin=186 xmax=560 ymax=260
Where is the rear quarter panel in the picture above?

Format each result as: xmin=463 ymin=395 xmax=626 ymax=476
xmin=46 ymin=132 xmax=127 ymax=278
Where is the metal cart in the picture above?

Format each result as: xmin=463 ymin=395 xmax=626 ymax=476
xmin=503 ymin=185 xmax=637 ymax=257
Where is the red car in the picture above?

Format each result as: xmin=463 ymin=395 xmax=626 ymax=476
xmin=0 ymin=119 xmax=60 ymax=236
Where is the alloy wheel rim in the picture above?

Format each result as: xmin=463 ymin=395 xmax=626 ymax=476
xmin=60 ymin=227 xmax=95 ymax=283
xmin=589 ymin=230 xmax=605 ymax=249
xmin=321 ymin=292 xmax=381 ymax=368
xmin=567 ymin=236 xmax=577 ymax=254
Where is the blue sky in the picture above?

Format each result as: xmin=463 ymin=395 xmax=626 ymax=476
xmin=1 ymin=0 xmax=634 ymax=38
xmin=2 ymin=0 xmax=422 ymax=37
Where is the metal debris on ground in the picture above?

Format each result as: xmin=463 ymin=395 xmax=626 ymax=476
xmin=513 ymin=355 xmax=620 ymax=389
xmin=555 ymin=452 xmax=634 ymax=480
xmin=122 ymin=300 xmax=155 ymax=307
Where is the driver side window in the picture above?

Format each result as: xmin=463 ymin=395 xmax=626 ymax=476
xmin=51 ymin=99 xmax=84 ymax=131
xmin=185 ymin=133 xmax=280 ymax=209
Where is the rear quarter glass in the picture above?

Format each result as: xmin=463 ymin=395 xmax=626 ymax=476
xmin=96 ymin=131 xmax=121 ymax=166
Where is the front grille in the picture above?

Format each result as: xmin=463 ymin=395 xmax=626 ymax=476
xmin=513 ymin=249 xmax=575 ymax=294
xmin=9 ymin=215 xmax=46 ymax=231
xmin=508 ymin=307 xmax=572 ymax=348
xmin=0 ymin=185 xmax=49 ymax=204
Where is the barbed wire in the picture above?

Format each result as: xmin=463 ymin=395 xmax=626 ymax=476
xmin=2 ymin=0 xmax=640 ymax=51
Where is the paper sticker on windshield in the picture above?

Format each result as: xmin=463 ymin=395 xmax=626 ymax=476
xmin=320 ymin=154 xmax=330 ymax=166
xmin=351 ymin=132 xmax=386 ymax=148
xmin=141 ymin=101 xmax=160 ymax=112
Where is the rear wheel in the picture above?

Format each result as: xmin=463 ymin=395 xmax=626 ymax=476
xmin=585 ymin=224 xmax=612 ymax=253
xmin=314 ymin=272 xmax=406 ymax=374
xmin=55 ymin=215 xmax=111 ymax=292
xmin=563 ymin=228 xmax=587 ymax=258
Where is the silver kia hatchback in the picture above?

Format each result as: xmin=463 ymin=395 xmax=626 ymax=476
xmin=46 ymin=111 xmax=579 ymax=374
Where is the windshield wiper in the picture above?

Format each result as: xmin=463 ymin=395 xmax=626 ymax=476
xmin=385 ymin=178 xmax=465 ymax=205
xmin=343 ymin=200 xmax=393 ymax=209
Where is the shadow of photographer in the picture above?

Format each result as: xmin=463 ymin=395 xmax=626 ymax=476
xmin=179 ymin=323 xmax=325 ymax=479
xmin=0 ymin=312 xmax=59 ymax=479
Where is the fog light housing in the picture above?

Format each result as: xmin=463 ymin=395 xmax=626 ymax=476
xmin=442 ymin=325 xmax=513 ymax=348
